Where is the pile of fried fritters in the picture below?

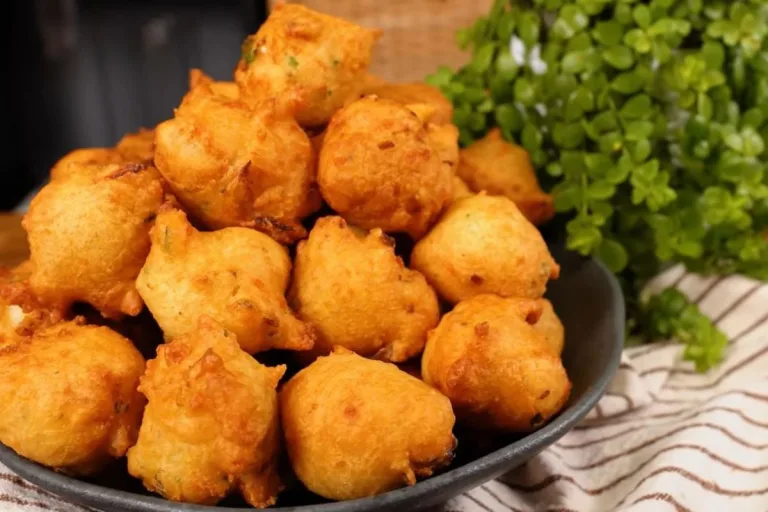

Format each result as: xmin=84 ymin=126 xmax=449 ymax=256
xmin=0 ymin=4 xmax=570 ymax=507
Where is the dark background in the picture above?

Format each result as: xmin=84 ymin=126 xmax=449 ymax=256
xmin=4 ymin=0 xmax=268 ymax=210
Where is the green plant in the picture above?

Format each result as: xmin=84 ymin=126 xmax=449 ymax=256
xmin=428 ymin=0 xmax=768 ymax=370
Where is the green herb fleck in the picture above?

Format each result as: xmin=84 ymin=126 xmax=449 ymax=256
xmin=241 ymin=38 xmax=256 ymax=65
xmin=332 ymin=57 xmax=340 ymax=68
xmin=287 ymin=55 xmax=299 ymax=68
xmin=163 ymin=226 xmax=171 ymax=252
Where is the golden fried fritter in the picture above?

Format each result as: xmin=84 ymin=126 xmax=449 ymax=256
xmin=51 ymin=129 xmax=156 ymax=181
xmin=0 ymin=261 xmax=65 ymax=349
xmin=154 ymin=76 xmax=320 ymax=243
xmin=319 ymin=96 xmax=453 ymax=239
xmin=534 ymin=298 xmax=565 ymax=355
xmin=422 ymin=295 xmax=571 ymax=432
xmin=362 ymin=78 xmax=454 ymax=125
xmin=189 ymin=68 xmax=239 ymax=100
xmin=452 ymin=175 xmax=474 ymax=202
xmin=426 ymin=122 xmax=460 ymax=177
xmin=457 ymin=128 xmax=554 ymax=225
xmin=235 ymin=4 xmax=381 ymax=127
xmin=127 ymin=317 xmax=285 ymax=507
xmin=116 ymin=128 xmax=155 ymax=164
xmin=25 ymin=163 xmax=164 ymax=318
xmin=0 ymin=320 xmax=145 ymax=475
xmin=136 ymin=208 xmax=313 ymax=354
xmin=50 ymin=148 xmax=125 ymax=181
xmin=411 ymin=193 xmax=559 ymax=303
xmin=290 ymin=216 xmax=439 ymax=362
xmin=280 ymin=348 xmax=455 ymax=501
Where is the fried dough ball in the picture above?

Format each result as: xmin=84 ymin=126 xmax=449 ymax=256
xmin=0 ymin=261 xmax=65 ymax=349
xmin=136 ymin=208 xmax=313 ymax=354
xmin=362 ymin=78 xmax=454 ymax=125
xmin=50 ymin=148 xmax=125 ymax=180
xmin=411 ymin=194 xmax=559 ymax=303
xmin=280 ymin=348 xmax=456 ymax=501
xmin=127 ymin=317 xmax=285 ymax=507
xmin=51 ymin=129 xmax=156 ymax=181
xmin=154 ymin=76 xmax=320 ymax=243
xmin=319 ymin=96 xmax=452 ymax=239
xmin=116 ymin=128 xmax=155 ymax=164
xmin=426 ymin=122 xmax=460 ymax=177
xmin=290 ymin=216 xmax=438 ymax=362
xmin=422 ymin=295 xmax=571 ymax=432
xmin=457 ymin=128 xmax=554 ymax=225
xmin=25 ymin=163 xmax=164 ymax=318
xmin=452 ymin=175 xmax=474 ymax=202
xmin=235 ymin=4 xmax=381 ymax=127
xmin=534 ymin=299 xmax=565 ymax=355
xmin=0 ymin=320 xmax=145 ymax=475
xmin=189 ymin=68 xmax=239 ymax=99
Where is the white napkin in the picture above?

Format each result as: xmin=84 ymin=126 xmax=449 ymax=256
xmin=1 ymin=266 xmax=767 ymax=512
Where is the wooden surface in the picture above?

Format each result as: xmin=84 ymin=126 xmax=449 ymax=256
xmin=0 ymin=214 xmax=29 ymax=268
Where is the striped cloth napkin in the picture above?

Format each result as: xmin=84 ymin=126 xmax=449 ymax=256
xmin=1 ymin=265 xmax=767 ymax=511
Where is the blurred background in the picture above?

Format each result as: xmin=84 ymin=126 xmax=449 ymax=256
xmin=4 ymin=0 xmax=493 ymax=211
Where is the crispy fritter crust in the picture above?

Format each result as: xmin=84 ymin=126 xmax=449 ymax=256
xmin=457 ymin=128 xmax=554 ymax=225
xmin=127 ymin=317 xmax=285 ymax=507
xmin=422 ymin=295 xmax=571 ymax=432
xmin=411 ymin=193 xmax=559 ymax=303
xmin=136 ymin=208 xmax=314 ymax=354
xmin=154 ymin=75 xmax=320 ymax=243
xmin=280 ymin=348 xmax=456 ymax=501
xmin=319 ymin=96 xmax=453 ymax=239
xmin=0 ymin=321 xmax=145 ymax=475
xmin=290 ymin=216 xmax=438 ymax=362
xmin=25 ymin=163 xmax=164 ymax=318
xmin=235 ymin=4 xmax=381 ymax=127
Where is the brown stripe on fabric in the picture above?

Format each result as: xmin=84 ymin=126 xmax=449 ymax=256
xmin=655 ymin=389 xmax=768 ymax=405
xmin=593 ymin=402 xmax=605 ymax=419
xmin=575 ymin=405 xmax=768 ymax=432
xmin=638 ymin=300 xmax=768 ymax=377
xmin=479 ymin=485 xmax=524 ymax=512
xmin=0 ymin=493 xmax=68 ymax=512
xmin=0 ymin=474 xmax=92 ymax=512
xmin=640 ymin=366 xmax=691 ymax=378
xmin=728 ymin=308 xmax=768 ymax=345
xmin=692 ymin=276 xmax=726 ymax=304
xmin=619 ymin=361 xmax=633 ymax=370
xmin=556 ymin=425 xmax=637 ymax=449
xmin=502 ymin=464 xmax=768 ymax=498
xmin=670 ymin=269 xmax=691 ymax=289
xmin=628 ymin=341 xmax=676 ymax=360
xmin=630 ymin=493 xmax=693 ymax=512
xmin=558 ymin=422 xmax=767 ymax=450
xmin=616 ymin=466 xmax=768 ymax=506
xmin=642 ymin=311 xmax=768 ymax=374
xmin=713 ymin=282 xmax=764 ymax=324
xmin=557 ymin=441 xmax=768 ymax=472
xmin=0 ymin=473 xmax=70 ymax=502
xmin=605 ymin=391 xmax=635 ymax=410
xmin=462 ymin=492 xmax=495 ymax=512
xmin=665 ymin=345 xmax=768 ymax=391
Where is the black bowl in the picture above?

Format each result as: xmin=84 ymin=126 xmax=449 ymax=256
xmin=0 ymin=241 xmax=624 ymax=512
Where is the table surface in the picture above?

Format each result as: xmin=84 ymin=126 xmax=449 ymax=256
xmin=0 ymin=213 xmax=29 ymax=268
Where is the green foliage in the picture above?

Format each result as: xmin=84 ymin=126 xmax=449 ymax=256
xmin=642 ymin=288 xmax=728 ymax=372
xmin=427 ymin=0 xmax=768 ymax=371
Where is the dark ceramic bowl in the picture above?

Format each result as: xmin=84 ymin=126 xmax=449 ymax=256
xmin=0 ymin=240 xmax=624 ymax=512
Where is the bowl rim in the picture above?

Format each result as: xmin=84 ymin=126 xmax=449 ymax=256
xmin=0 ymin=257 xmax=625 ymax=512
